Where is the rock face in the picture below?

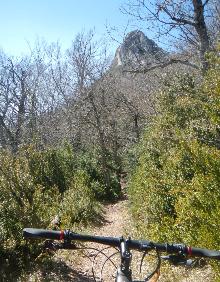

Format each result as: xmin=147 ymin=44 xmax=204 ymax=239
xmin=113 ymin=30 xmax=166 ymax=68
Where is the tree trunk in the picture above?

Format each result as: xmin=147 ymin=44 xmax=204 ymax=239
xmin=192 ymin=0 xmax=210 ymax=71
xmin=88 ymin=91 xmax=112 ymax=190
xmin=134 ymin=113 xmax=140 ymax=142
xmin=15 ymin=70 xmax=27 ymax=152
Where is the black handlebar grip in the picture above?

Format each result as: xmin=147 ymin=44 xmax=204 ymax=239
xmin=190 ymin=247 xmax=220 ymax=260
xmin=23 ymin=228 xmax=63 ymax=240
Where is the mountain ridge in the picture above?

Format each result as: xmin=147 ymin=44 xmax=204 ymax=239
xmin=112 ymin=30 xmax=167 ymax=68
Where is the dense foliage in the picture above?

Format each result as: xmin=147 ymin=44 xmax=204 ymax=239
xmin=0 ymin=143 xmax=122 ymax=277
xmin=129 ymin=50 xmax=220 ymax=254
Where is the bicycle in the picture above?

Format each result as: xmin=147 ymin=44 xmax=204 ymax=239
xmin=23 ymin=228 xmax=220 ymax=281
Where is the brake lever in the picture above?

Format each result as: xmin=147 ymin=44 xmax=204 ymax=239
xmin=43 ymin=240 xmax=78 ymax=251
xmin=161 ymin=255 xmax=195 ymax=267
xmin=33 ymin=240 xmax=79 ymax=262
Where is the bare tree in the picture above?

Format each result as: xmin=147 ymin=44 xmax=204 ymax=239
xmin=0 ymin=56 xmax=32 ymax=152
xmin=121 ymin=0 xmax=218 ymax=71
xmin=0 ymin=46 xmax=50 ymax=152
xmin=208 ymin=1 xmax=220 ymax=44
xmin=67 ymin=30 xmax=111 ymax=95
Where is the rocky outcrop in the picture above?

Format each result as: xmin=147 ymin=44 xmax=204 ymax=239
xmin=113 ymin=30 xmax=167 ymax=68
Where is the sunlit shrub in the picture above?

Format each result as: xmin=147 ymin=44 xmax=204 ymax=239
xmin=0 ymin=144 xmax=106 ymax=276
xmin=129 ymin=49 xmax=220 ymax=261
xmin=0 ymin=150 xmax=60 ymax=247
xmin=75 ymin=150 xmax=121 ymax=201
xmin=60 ymin=170 xmax=101 ymax=226
xmin=27 ymin=144 xmax=76 ymax=194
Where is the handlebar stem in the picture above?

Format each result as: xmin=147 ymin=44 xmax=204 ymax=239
xmin=119 ymin=238 xmax=132 ymax=281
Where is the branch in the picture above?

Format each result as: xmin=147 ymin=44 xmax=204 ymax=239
xmin=162 ymin=7 xmax=196 ymax=26
xmin=202 ymin=0 xmax=210 ymax=8
xmin=0 ymin=115 xmax=15 ymax=144
xmin=141 ymin=0 xmax=195 ymax=26
xmin=178 ymin=26 xmax=199 ymax=48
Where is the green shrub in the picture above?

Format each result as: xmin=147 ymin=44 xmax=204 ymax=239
xmin=0 ymin=144 xmax=108 ymax=246
xmin=129 ymin=49 xmax=220 ymax=258
xmin=60 ymin=170 xmax=101 ymax=226
xmin=0 ymin=144 xmax=106 ymax=277
xmin=75 ymin=150 xmax=121 ymax=201
xmin=0 ymin=148 xmax=61 ymax=278
xmin=27 ymin=144 xmax=76 ymax=194
xmin=0 ymin=150 xmax=60 ymax=247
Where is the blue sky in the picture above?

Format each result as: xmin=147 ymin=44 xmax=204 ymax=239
xmin=0 ymin=0 xmax=135 ymax=57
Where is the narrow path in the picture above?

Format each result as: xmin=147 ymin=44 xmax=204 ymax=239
xmin=71 ymin=198 xmax=130 ymax=281
xmin=26 ymin=198 xmax=214 ymax=281
xmin=70 ymin=198 xmax=214 ymax=282
xmin=25 ymin=198 xmax=130 ymax=282
xmin=93 ymin=198 xmax=130 ymax=237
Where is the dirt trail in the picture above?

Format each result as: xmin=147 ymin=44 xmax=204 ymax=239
xmin=93 ymin=198 xmax=130 ymax=237
xmin=26 ymin=198 xmax=130 ymax=282
xmin=69 ymin=198 xmax=213 ymax=282
xmin=71 ymin=198 xmax=131 ymax=281
xmin=26 ymin=198 xmax=214 ymax=282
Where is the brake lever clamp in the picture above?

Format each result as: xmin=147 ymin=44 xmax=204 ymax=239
xmin=43 ymin=239 xmax=77 ymax=251
xmin=63 ymin=241 xmax=77 ymax=249
xmin=43 ymin=240 xmax=62 ymax=252
xmin=161 ymin=254 xmax=195 ymax=267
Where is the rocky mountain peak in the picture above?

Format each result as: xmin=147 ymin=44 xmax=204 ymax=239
xmin=113 ymin=30 xmax=166 ymax=68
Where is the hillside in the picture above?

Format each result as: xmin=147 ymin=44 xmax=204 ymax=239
xmin=0 ymin=26 xmax=219 ymax=281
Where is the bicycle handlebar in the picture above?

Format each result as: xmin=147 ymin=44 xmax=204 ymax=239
xmin=23 ymin=228 xmax=61 ymax=240
xmin=23 ymin=228 xmax=220 ymax=260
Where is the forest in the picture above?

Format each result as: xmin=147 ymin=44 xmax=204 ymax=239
xmin=0 ymin=0 xmax=220 ymax=280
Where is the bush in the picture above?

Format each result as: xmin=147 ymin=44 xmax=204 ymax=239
xmin=27 ymin=144 xmax=76 ymax=194
xmin=128 ymin=49 xmax=220 ymax=256
xmin=0 ymin=144 xmax=105 ymax=277
xmin=0 ymin=150 xmax=60 ymax=247
xmin=60 ymin=170 xmax=101 ymax=226
xmin=0 ymin=148 xmax=61 ymax=278
xmin=75 ymin=150 xmax=121 ymax=201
